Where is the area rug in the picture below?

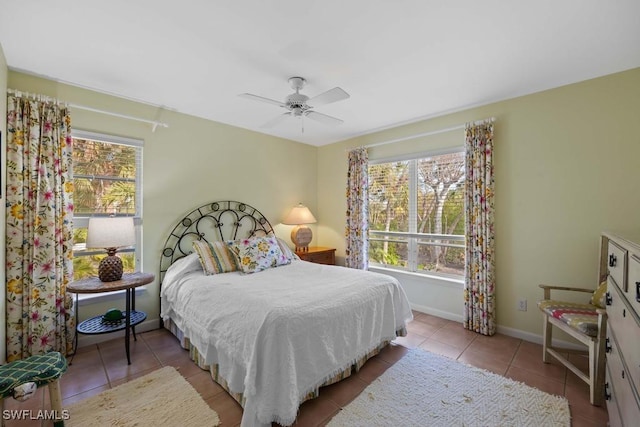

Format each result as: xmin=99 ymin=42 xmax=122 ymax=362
xmin=67 ymin=366 xmax=220 ymax=426
xmin=327 ymin=349 xmax=570 ymax=427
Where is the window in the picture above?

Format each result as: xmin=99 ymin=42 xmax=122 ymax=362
xmin=368 ymin=149 xmax=465 ymax=278
xmin=71 ymin=130 xmax=142 ymax=281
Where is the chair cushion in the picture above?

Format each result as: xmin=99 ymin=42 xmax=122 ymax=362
xmin=538 ymin=300 xmax=600 ymax=337
xmin=0 ymin=352 xmax=67 ymax=399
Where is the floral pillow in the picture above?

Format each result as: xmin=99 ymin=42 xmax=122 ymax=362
xmin=227 ymin=235 xmax=289 ymax=274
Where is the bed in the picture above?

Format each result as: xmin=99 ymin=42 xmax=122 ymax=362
xmin=158 ymin=200 xmax=413 ymax=427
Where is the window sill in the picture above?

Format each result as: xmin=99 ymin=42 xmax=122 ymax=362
xmin=74 ymin=287 xmax=147 ymax=307
xmin=369 ymin=266 xmax=464 ymax=287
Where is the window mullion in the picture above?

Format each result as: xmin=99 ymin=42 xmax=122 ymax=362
xmin=408 ymin=159 xmax=418 ymax=271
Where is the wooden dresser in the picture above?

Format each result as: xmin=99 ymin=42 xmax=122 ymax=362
xmin=601 ymin=232 xmax=640 ymax=426
xmin=296 ymin=246 xmax=336 ymax=265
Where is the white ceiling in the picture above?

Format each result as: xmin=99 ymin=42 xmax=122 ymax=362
xmin=1 ymin=1 xmax=639 ymax=146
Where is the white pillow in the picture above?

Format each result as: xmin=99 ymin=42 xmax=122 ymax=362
xmin=162 ymin=253 xmax=202 ymax=289
xmin=277 ymin=238 xmax=300 ymax=262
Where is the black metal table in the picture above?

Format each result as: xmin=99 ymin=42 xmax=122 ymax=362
xmin=68 ymin=272 xmax=155 ymax=365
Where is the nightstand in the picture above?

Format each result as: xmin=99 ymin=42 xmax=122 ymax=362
xmin=296 ymin=247 xmax=336 ymax=265
xmin=67 ymin=272 xmax=154 ymax=365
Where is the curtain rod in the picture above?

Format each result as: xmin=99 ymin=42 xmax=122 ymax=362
xmin=362 ymin=117 xmax=495 ymax=149
xmin=68 ymin=103 xmax=169 ymax=131
xmin=7 ymin=89 xmax=169 ymax=132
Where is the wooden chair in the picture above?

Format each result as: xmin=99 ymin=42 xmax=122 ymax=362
xmin=0 ymin=352 xmax=67 ymax=427
xmin=538 ymin=283 xmax=607 ymax=406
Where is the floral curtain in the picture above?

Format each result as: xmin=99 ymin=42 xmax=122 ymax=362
xmin=463 ymin=120 xmax=495 ymax=336
xmin=345 ymin=147 xmax=369 ymax=269
xmin=6 ymin=93 xmax=75 ymax=361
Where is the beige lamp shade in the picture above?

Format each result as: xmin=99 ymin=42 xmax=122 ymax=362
xmin=283 ymin=204 xmax=317 ymax=225
xmin=86 ymin=217 xmax=136 ymax=249
xmin=86 ymin=217 xmax=135 ymax=282
xmin=283 ymin=204 xmax=317 ymax=252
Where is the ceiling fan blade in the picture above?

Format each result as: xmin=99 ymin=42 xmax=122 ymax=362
xmin=239 ymin=93 xmax=285 ymax=108
xmin=305 ymin=110 xmax=344 ymax=125
xmin=308 ymin=87 xmax=350 ymax=107
xmin=261 ymin=112 xmax=291 ymax=128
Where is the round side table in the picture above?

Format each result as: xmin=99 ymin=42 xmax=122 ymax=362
xmin=67 ymin=272 xmax=155 ymax=365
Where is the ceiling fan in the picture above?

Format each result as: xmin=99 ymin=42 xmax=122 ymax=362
xmin=240 ymin=77 xmax=350 ymax=130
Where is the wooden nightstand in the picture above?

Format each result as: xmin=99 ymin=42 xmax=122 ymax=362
xmin=296 ymin=247 xmax=336 ymax=265
xmin=67 ymin=272 xmax=154 ymax=365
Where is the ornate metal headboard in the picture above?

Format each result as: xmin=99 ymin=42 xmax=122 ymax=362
xmin=159 ymin=200 xmax=274 ymax=283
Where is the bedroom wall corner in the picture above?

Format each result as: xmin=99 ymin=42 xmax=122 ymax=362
xmin=7 ymin=71 xmax=319 ymax=346
xmin=317 ymin=67 xmax=640 ymax=343
xmin=0 ymin=42 xmax=8 ymax=363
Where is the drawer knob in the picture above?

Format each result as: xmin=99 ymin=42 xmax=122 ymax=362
xmin=609 ymin=254 xmax=617 ymax=267
xmin=605 ymin=291 xmax=612 ymax=306
xmin=636 ymin=281 xmax=640 ymax=303
xmin=605 ymin=338 xmax=612 ymax=353
xmin=605 ymin=382 xmax=611 ymax=401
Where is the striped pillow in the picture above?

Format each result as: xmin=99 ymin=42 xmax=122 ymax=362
xmin=192 ymin=240 xmax=238 ymax=275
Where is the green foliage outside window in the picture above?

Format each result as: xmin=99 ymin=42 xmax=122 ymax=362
xmin=72 ymin=137 xmax=138 ymax=281
xmin=368 ymin=152 xmax=466 ymax=276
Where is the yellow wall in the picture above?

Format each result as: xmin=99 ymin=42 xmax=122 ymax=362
xmin=6 ymin=71 xmax=318 ymax=335
xmin=318 ymin=68 xmax=640 ymax=340
xmin=3 ymin=54 xmax=639 ymax=345
xmin=0 ymin=43 xmax=8 ymax=362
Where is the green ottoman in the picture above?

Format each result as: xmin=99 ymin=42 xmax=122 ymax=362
xmin=0 ymin=352 xmax=68 ymax=427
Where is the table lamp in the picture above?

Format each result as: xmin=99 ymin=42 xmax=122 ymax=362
xmin=283 ymin=203 xmax=317 ymax=252
xmin=86 ymin=217 xmax=135 ymax=282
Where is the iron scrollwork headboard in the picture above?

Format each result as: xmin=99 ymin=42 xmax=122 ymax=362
xmin=159 ymin=200 xmax=274 ymax=283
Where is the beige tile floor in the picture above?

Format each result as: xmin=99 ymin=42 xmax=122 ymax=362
xmin=2 ymin=311 xmax=608 ymax=426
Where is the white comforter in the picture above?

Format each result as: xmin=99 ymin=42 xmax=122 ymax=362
xmin=160 ymin=260 xmax=413 ymax=427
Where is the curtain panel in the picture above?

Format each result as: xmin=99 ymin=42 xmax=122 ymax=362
xmin=5 ymin=94 xmax=75 ymax=361
xmin=463 ymin=120 xmax=496 ymax=336
xmin=345 ymin=147 xmax=369 ymax=269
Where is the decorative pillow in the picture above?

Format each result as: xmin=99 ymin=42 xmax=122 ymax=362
xmin=192 ymin=240 xmax=238 ymax=275
xmin=590 ymin=280 xmax=608 ymax=309
xmin=277 ymin=238 xmax=299 ymax=262
xmin=227 ymin=235 xmax=288 ymax=274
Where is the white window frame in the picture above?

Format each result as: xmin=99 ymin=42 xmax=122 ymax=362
xmin=368 ymin=146 xmax=465 ymax=282
xmin=71 ymin=130 xmax=144 ymax=302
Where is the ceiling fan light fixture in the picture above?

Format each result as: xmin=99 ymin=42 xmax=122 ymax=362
xmin=240 ymin=76 xmax=349 ymax=130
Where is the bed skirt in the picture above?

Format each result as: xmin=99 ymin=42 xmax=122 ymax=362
xmin=163 ymin=318 xmax=407 ymax=410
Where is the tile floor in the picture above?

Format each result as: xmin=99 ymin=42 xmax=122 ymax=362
xmin=3 ymin=311 xmax=608 ymax=427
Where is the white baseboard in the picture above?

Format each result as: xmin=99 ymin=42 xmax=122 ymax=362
xmin=410 ymin=303 xmax=463 ymax=323
xmin=410 ymin=304 xmax=584 ymax=351
xmin=76 ymin=318 xmax=161 ymax=348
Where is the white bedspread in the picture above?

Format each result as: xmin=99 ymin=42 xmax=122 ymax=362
xmin=160 ymin=260 xmax=413 ymax=427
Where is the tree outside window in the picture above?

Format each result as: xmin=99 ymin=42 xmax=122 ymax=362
xmin=368 ymin=150 xmax=465 ymax=277
xmin=71 ymin=133 xmax=141 ymax=280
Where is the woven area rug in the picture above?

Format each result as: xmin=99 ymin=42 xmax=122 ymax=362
xmin=328 ymin=349 xmax=570 ymax=427
xmin=67 ymin=366 xmax=220 ymax=426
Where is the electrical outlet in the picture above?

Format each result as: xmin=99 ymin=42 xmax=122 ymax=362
xmin=517 ymin=299 xmax=527 ymax=311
